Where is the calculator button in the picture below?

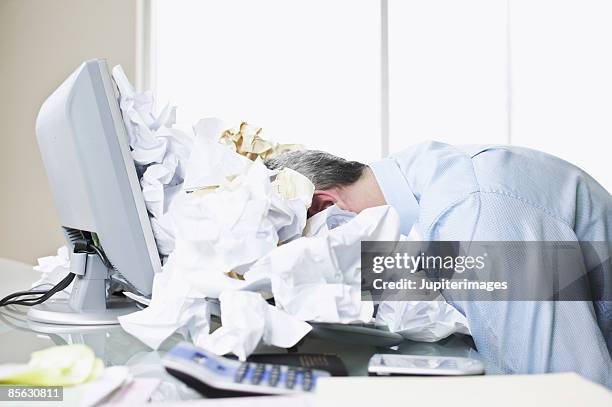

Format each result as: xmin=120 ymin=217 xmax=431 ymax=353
xmin=302 ymin=379 xmax=313 ymax=391
xmin=268 ymin=365 xmax=281 ymax=387
xmin=251 ymin=364 xmax=266 ymax=384
xmin=234 ymin=363 xmax=249 ymax=383
xmin=285 ymin=367 xmax=297 ymax=389
xmin=302 ymin=369 xmax=313 ymax=391
xmin=192 ymin=353 xmax=208 ymax=364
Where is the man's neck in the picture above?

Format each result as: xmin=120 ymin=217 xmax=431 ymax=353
xmin=338 ymin=167 xmax=387 ymax=212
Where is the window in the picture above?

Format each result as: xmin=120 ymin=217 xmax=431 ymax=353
xmin=509 ymin=0 xmax=612 ymax=192
xmin=153 ymin=0 xmax=381 ymax=163
xmin=388 ymin=0 xmax=509 ymax=149
xmin=147 ymin=0 xmax=612 ymax=191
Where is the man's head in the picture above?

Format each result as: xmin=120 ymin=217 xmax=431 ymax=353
xmin=265 ymin=150 xmax=386 ymax=216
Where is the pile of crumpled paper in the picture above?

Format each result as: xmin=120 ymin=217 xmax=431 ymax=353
xmin=33 ymin=66 xmax=469 ymax=360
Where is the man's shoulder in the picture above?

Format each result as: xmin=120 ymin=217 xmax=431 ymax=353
xmin=391 ymin=141 xmax=564 ymax=163
xmin=391 ymin=142 xmax=609 ymax=240
xmin=391 ymin=141 xmax=587 ymax=197
xmin=388 ymin=142 xmax=485 ymax=232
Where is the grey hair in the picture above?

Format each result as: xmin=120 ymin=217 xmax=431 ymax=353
xmin=264 ymin=150 xmax=366 ymax=190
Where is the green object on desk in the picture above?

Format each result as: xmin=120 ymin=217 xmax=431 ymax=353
xmin=0 ymin=344 xmax=104 ymax=386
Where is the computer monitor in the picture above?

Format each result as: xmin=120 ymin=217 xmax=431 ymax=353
xmin=30 ymin=59 xmax=162 ymax=325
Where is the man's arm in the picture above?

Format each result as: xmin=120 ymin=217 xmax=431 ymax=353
xmin=424 ymin=191 xmax=612 ymax=387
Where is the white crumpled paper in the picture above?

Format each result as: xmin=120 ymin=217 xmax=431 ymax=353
xmin=117 ymin=261 xmax=210 ymax=350
xmin=302 ymin=204 xmax=356 ymax=237
xmin=372 ymin=227 xmax=471 ymax=341
xmin=198 ymin=291 xmax=311 ymax=361
xmin=113 ymin=66 xmax=192 ymax=257
xmin=166 ymin=119 xmax=312 ymax=282
xmin=31 ymin=246 xmax=72 ymax=298
xmin=245 ymin=205 xmax=401 ymax=324
xmin=293 ymin=206 xmax=470 ymax=340
xmin=109 ymin=67 xmax=470 ymax=357
xmin=116 ymin=107 xmax=315 ymax=353
xmin=183 ymin=118 xmax=250 ymax=192
xmin=375 ymin=299 xmax=470 ymax=342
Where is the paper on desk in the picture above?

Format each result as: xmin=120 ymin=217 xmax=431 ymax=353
xmin=148 ymin=183 xmax=184 ymax=256
xmin=302 ymin=205 xmax=356 ymax=237
xmin=271 ymin=167 xmax=314 ymax=208
xmin=183 ymin=118 xmax=252 ymax=191
xmin=197 ymin=291 xmax=311 ymax=361
xmin=119 ymin=145 xmax=311 ymax=350
xmin=118 ymin=264 xmax=211 ymax=350
xmin=244 ymin=205 xmax=469 ymax=342
xmin=113 ymin=66 xmax=192 ymax=257
xmin=172 ymin=159 xmax=281 ymax=277
xmin=245 ymin=205 xmax=401 ymax=324
xmin=31 ymin=246 xmax=72 ymax=298
xmin=269 ymin=168 xmax=314 ymax=244
xmin=373 ymin=225 xmax=471 ymax=341
xmin=173 ymin=152 xmax=314 ymax=280
xmin=109 ymin=66 xmax=468 ymax=358
xmin=219 ymin=121 xmax=303 ymax=161
xmin=0 ymin=344 xmax=103 ymax=386
xmin=375 ymin=298 xmax=470 ymax=342
xmin=118 ymin=168 xmax=311 ymax=350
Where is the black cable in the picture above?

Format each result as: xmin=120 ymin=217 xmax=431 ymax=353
xmin=0 ymin=289 xmax=48 ymax=303
xmin=0 ymin=272 xmax=76 ymax=307
xmin=11 ymin=274 xmax=75 ymax=306
xmin=0 ymin=237 xmax=114 ymax=308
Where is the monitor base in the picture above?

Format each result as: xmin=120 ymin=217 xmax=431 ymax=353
xmin=27 ymin=297 xmax=140 ymax=325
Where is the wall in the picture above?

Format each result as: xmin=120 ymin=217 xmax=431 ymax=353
xmin=0 ymin=0 xmax=137 ymax=264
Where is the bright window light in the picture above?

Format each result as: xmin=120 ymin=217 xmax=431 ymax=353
xmin=510 ymin=0 xmax=612 ymax=192
xmin=388 ymin=0 xmax=509 ymax=150
xmin=153 ymin=0 xmax=381 ymax=163
xmin=152 ymin=0 xmax=611 ymax=192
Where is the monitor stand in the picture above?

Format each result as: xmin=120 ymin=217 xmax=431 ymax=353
xmin=27 ymin=253 xmax=141 ymax=325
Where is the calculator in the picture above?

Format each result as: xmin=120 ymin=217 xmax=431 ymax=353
xmin=163 ymin=342 xmax=331 ymax=397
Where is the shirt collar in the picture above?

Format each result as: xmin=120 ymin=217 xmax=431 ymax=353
xmin=369 ymin=158 xmax=419 ymax=235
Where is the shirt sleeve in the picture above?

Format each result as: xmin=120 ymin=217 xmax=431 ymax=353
xmin=427 ymin=191 xmax=612 ymax=387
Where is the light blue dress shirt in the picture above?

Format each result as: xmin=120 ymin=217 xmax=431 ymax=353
xmin=370 ymin=141 xmax=612 ymax=387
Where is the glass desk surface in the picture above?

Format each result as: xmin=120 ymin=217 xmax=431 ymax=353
xmin=0 ymin=259 xmax=496 ymax=402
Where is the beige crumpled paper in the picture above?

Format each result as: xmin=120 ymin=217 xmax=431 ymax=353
xmin=219 ymin=122 xmax=303 ymax=161
xmin=272 ymin=167 xmax=315 ymax=209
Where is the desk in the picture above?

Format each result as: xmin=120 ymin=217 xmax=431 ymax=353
xmin=0 ymin=258 xmax=495 ymax=402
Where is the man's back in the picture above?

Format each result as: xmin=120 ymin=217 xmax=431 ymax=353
xmin=390 ymin=142 xmax=612 ymax=242
xmin=379 ymin=141 xmax=612 ymax=386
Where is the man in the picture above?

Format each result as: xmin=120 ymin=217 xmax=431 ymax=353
xmin=265 ymin=141 xmax=612 ymax=387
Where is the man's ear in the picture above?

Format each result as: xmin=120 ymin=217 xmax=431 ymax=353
xmin=308 ymin=190 xmax=338 ymax=217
